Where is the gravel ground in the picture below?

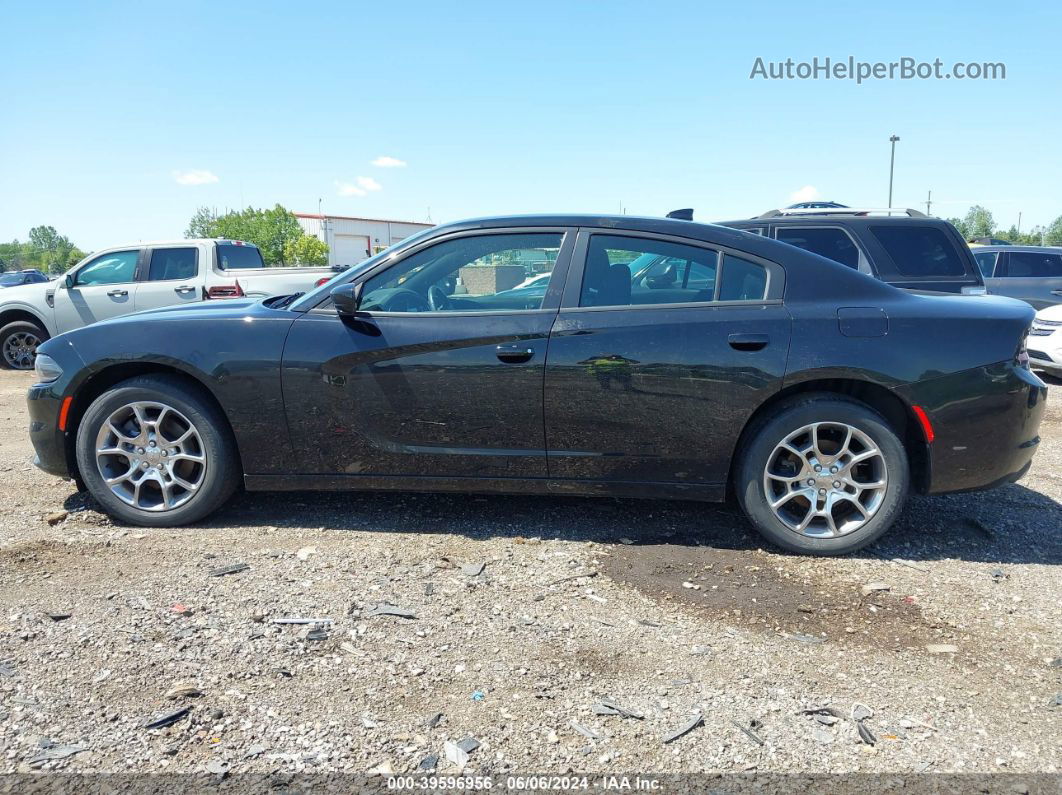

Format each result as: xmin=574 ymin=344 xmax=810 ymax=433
xmin=0 ymin=368 xmax=1059 ymax=778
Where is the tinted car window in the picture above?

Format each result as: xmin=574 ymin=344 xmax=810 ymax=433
xmin=719 ymin=254 xmax=769 ymax=301
xmin=1001 ymin=251 xmax=1062 ymax=278
xmin=76 ymin=251 xmax=139 ymax=285
xmin=580 ymin=236 xmax=718 ymax=307
xmin=361 ymin=233 xmax=562 ymax=313
xmin=869 ymin=226 xmax=966 ymax=277
xmin=777 ymin=227 xmax=860 ymax=269
xmin=0 ymin=273 xmax=25 ymax=286
xmin=147 ymin=247 xmax=198 ymax=281
xmin=216 ymin=243 xmax=265 ymax=270
xmin=973 ymin=251 xmax=997 ymax=278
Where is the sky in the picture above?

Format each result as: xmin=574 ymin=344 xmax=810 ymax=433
xmin=2 ymin=0 xmax=1060 ymax=251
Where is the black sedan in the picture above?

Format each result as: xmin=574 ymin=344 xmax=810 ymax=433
xmin=27 ymin=215 xmax=1047 ymax=555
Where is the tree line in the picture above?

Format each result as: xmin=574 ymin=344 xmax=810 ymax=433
xmin=186 ymin=204 xmax=329 ymax=265
xmin=946 ymin=206 xmax=1062 ymax=246
xmin=0 ymin=226 xmax=86 ymax=274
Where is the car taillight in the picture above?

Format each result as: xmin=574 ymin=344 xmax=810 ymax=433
xmin=204 ymin=281 xmax=245 ymax=299
xmin=315 ymin=276 xmax=331 ymax=287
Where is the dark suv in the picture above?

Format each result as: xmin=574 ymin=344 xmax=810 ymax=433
xmin=719 ymin=208 xmax=984 ymax=294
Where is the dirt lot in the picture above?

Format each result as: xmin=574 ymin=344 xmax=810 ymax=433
xmin=0 ymin=368 xmax=1059 ymax=778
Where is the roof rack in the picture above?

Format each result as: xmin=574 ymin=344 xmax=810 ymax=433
xmin=757 ymin=207 xmax=927 ymax=219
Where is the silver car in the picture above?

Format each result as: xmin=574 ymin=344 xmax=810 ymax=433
xmin=972 ymin=245 xmax=1062 ymax=309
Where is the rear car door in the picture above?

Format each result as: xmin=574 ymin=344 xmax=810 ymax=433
xmin=134 ymin=245 xmax=202 ymax=312
xmin=543 ymin=230 xmax=790 ymax=497
xmin=51 ymin=249 xmax=142 ymax=334
xmin=993 ymin=251 xmax=1062 ymax=309
xmin=281 ymin=228 xmax=575 ymax=480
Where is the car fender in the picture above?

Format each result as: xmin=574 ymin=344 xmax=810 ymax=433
xmin=0 ymin=286 xmax=57 ymax=336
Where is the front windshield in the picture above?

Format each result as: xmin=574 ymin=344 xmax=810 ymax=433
xmin=290 ymin=226 xmax=439 ymax=311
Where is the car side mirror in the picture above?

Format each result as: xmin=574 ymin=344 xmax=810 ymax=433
xmin=331 ymin=282 xmax=364 ymax=317
xmin=64 ymin=274 xmax=75 ymax=289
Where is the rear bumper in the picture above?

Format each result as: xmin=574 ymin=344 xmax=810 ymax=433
xmin=898 ymin=361 xmax=1047 ymax=495
xmin=27 ymin=382 xmax=72 ymax=479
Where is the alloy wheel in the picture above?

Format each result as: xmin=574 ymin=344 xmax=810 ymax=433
xmin=94 ymin=401 xmax=207 ymax=511
xmin=762 ymin=422 xmax=888 ymax=537
xmin=3 ymin=331 xmax=40 ymax=370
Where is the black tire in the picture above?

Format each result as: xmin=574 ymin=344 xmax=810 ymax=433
xmin=735 ymin=394 xmax=909 ymax=556
xmin=75 ymin=375 xmax=240 ymax=527
xmin=0 ymin=320 xmax=49 ymax=370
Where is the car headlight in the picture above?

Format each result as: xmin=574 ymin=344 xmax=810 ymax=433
xmin=34 ymin=353 xmax=63 ymax=383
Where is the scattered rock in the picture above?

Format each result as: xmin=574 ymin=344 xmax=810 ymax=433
xmin=45 ymin=511 xmax=68 ymax=526
xmin=163 ymin=682 xmax=202 ymax=700
xmin=366 ymin=603 xmax=417 ymax=619
xmin=861 ymin=582 xmax=891 ymax=596
xmin=461 ymin=562 xmax=486 ymax=577
xmin=296 ymin=546 xmax=317 ymax=561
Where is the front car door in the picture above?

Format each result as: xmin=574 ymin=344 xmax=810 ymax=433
xmin=543 ymin=230 xmax=790 ymax=499
xmin=134 ymin=245 xmax=202 ymax=312
xmin=52 ymin=249 xmax=142 ymax=334
xmin=281 ymin=228 xmax=575 ymax=483
xmin=993 ymin=250 xmax=1062 ymax=309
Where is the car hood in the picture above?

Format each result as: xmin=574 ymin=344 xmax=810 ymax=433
xmin=0 ymin=281 xmax=52 ymax=304
xmin=95 ymin=296 xmax=265 ymax=326
xmin=1035 ymin=303 xmax=1062 ymax=323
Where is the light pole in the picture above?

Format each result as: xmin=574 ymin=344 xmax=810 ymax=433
xmin=888 ymin=135 xmax=900 ymax=208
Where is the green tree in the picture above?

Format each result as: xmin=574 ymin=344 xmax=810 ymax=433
xmin=0 ymin=240 xmax=26 ymax=271
xmin=945 ymin=217 xmax=968 ymax=239
xmin=185 ymin=206 xmax=217 ymax=238
xmin=962 ymin=205 xmax=995 ymax=239
xmin=1045 ymin=215 xmax=1062 ymax=247
xmin=195 ymin=204 xmax=305 ymax=264
xmin=24 ymin=225 xmax=80 ymax=274
xmin=283 ymin=235 xmax=329 ymax=265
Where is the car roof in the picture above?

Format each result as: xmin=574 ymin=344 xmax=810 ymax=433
xmin=719 ymin=215 xmax=953 ymax=226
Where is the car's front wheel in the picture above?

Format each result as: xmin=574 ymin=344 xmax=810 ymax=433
xmin=75 ymin=375 xmax=240 ymax=526
xmin=0 ymin=320 xmax=49 ymax=370
xmin=735 ymin=395 xmax=909 ymax=555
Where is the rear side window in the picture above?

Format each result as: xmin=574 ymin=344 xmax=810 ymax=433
xmin=580 ymin=235 xmax=719 ymax=307
xmin=973 ymin=251 xmax=997 ymax=278
xmin=1001 ymin=251 xmax=1062 ymax=278
xmin=777 ymin=227 xmax=860 ymax=269
xmin=719 ymin=254 xmax=768 ymax=301
xmin=216 ymin=243 xmax=265 ymax=270
xmin=147 ymin=248 xmax=198 ymax=281
xmin=869 ymin=225 xmax=966 ymax=277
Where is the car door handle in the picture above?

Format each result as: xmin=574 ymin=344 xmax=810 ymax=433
xmin=496 ymin=344 xmax=535 ymax=363
xmin=107 ymin=289 xmax=128 ymax=298
xmin=728 ymin=333 xmax=769 ymax=351
xmin=174 ymin=285 xmax=196 ymax=294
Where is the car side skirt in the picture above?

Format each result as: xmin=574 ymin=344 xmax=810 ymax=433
xmin=243 ymin=474 xmax=724 ymax=502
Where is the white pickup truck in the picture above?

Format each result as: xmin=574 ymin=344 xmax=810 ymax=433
xmin=0 ymin=238 xmax=334 ymax=369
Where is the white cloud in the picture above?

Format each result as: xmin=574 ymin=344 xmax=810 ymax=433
xmin=356 ymin=176 xmax=382 ymax=191
xmin=788 ymin=185 xmax=821 ymax=203
xmin=335 ymin=181 xmax=366 ymax=197
xmin=172 ymin=169 xmax=219 ymax=186
xmin=370 ymin=155 xmax=406 ymax=168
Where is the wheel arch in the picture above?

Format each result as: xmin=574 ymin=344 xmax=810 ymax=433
xmin=729 ymin=377 xmax=930 ymax=497
xmin=63 ymin=362 xmax=241 ymax=484
xmin=0 ymin=307 xmax=51 ymax=334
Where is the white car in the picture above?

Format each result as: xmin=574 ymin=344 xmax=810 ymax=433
xmin=1029 ymin=304 xmax=1062 ymax=378
xmin=0 ymin=239 xmax=332 ymax=369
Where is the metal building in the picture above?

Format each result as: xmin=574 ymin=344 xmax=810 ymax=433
xmin=295 ymin=213 xmax=433 ymax=268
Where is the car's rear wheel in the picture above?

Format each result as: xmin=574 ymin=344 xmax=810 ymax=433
xmin=735 ymin=395 xmax=909 ymax=555
xmin=75 ymin=375 xmax=240 ymax=526
xmin=0 ymin=320 xmax=49 ymax=370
